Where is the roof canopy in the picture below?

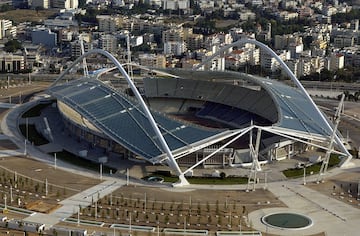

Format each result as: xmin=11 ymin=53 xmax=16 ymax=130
xmin=48 ymin=78 xmax=233 ymax=162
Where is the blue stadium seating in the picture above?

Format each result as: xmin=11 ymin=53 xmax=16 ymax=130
xmin=48 ymin=78 xmax=224 ymax=160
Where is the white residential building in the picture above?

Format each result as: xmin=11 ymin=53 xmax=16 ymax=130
xmin=181 ymin=59 xmax=202 ymax=69
xmin=0 ymin=53 xmax=25 ymax=72
xmin=329 ymin=53 xmax=344 ymax=71
xmin=274 ymin=34 xmax=303 ymax=50
xmin=0 ymin=19 xmax=16 ymax=39
xmin=224 ymin=47 xmax=260 ymax=70
xmin=288 ymin=42 xmax=304 ymax=58
xmin=99 ymin=34 xmax=118 ymax=53
xmin=310 ymin=56 xmax=326 ymax=73
xmin=202 ymin=51 xmax=225 ymax=71
xmin=139 ymin=53 xmax=166 ymax=68
xmin=185 ymin=33 xmax=203 ymax=51
xmin=162 ymin=0 xmax=189 ymax=10
xmin=52 ymin=0 xmax=78 ymax=9
xmin=71 ymin=40 xmax=93 ymax=58
xmin=204 ymin=33 xmax=233 ymax=51
xmin=32 ymin=0 xmax=50 ymax=9
xmin=285 ymin=58 xmax=311 ymax=78
xmin=238 ymin=10 xmax=256 ymax=21
xmin=261 ymin=49 xmax=290 ymax=72
xmin=323 ymin=6 xmax=337 ymax=16
xmin=333 ymin=35 xmax=355 ymax=48
xmin=198 ymin=0 xmax=215 ymax=10
xmin=163 ymin=41 xmax=187 ymax=55
xmin=341 ymin=47 xmax=360 ymax=68
xmin=278 ymin=11 xmax=298 ymax=21
xmin=162 ymin=27 xmax=185 ymax=42
xmin=97 ymin=15 xmax=121 ymax=32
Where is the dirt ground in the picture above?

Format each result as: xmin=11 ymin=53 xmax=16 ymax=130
xmin=0 ymin=82 xmax=49 ymax=98
xmin=0 ymin=156 xmax=102 ymax=193
xmin=86 ymin=185 xmax=285 ymax=230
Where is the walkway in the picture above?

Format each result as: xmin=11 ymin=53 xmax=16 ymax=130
xmin=0 ymin=102 xmax=16 ymax=109
xmin=249 ymin=181 xmax=360 ymax=236
xmin=23 ymin=180 xmax=125 ymax=228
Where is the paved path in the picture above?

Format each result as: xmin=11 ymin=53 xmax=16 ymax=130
xmin=249 ymin=181 xmax=360 ymax=236
xmin=0 ymin=102 xmax=16 ymax=109
xmin=23 ymin=179 xmax=125 ymax=228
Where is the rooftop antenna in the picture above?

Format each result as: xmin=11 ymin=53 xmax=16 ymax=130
xmin=79 ymin=34 xmax=89 ymax=77
xmin=317 ymin=93 xmax=345 ymax=183
xmin=246 ymin=122 xmax=262 ymax=192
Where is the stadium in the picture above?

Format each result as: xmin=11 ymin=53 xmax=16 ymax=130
xmin=44 ymin=39 xmax=351 ymax=186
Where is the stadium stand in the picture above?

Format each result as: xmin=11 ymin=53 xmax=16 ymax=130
xmin=48 ymin=78 xmax=230 ymax=162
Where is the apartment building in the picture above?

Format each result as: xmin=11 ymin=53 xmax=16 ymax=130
xmin=0 ymin=53 xmax=25 ymax=72
xmin=139 ymin=53 xmax=166 ymax=68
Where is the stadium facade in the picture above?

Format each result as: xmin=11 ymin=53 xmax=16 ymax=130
xmin=47 ymin=39 xmax=351 ymax=186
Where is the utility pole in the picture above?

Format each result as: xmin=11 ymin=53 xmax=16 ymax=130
xmin=54 ymin=153 xmax=57 ymax=170
xmin=100 ymin=163 xmax=102 ymax=180
xmin=10 ymin=186 xmax=13 ymax=203
xmin=45 ymin=178 xmax=48 ymax=196
xmin=126 ymin=168 xmax=129 ymax=186
xmin=24 ymin=140 xmax=27 ymax=156
xmin=26 ymin=117 xmax=28 ymax=141
xmin=77 ymin=205 xmax=80 ymax=226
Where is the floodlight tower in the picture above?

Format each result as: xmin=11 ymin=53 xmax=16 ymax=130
xmin=317 ymin=94 xmax=345 ymax=183
xmin=246 ymin=124 xmax=262 ymax=192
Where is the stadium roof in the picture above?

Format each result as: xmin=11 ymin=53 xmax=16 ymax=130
xmin=47 ymin=78 xmax=236 ymax=163
xmin=154 ymin=69 xmax=335 ymax=139
xmin=249 ymin=75 xmax=334 ymax=137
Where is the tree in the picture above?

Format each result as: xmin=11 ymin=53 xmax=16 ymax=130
xmin=78 ymin=0 xmax=87 ymax=8
xmin=35 ymin=6 xmax=44 ymax=14
xmin=220 ymin=172 xmax=226 ymax=179
xmin=4 ymin=40 xmax=22 ymax=53
xmin=0 ymin=4 xmax=14 ymax=12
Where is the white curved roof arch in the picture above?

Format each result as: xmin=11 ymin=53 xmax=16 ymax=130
xmin=194 ymin=38 xmax=351 ymax=161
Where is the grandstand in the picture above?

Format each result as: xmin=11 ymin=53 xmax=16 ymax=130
xmin=45 ymin=41 xmax=351 ymax=186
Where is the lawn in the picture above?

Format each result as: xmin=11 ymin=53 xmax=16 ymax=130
xmin=144 ymin=171 xmax=248 ymax=184
xmin=283 ymin=155 xmax=342 ymax=178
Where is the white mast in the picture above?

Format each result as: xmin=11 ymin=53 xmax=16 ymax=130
xmin=79 ymin=34 xmax=89 ymax=77
xmin=246 ymin=123 xmax=262 ymax=192
xmin=317 ymin=94 xmax=345 ymax=183
xmin=126 ymin=31 xmax=133 ymax=79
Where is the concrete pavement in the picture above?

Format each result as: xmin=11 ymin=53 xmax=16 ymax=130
xmin=23 ymin=180 xmax=125 ymax=228
xmin=249 ymin=180 xmax=360 ymax=236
